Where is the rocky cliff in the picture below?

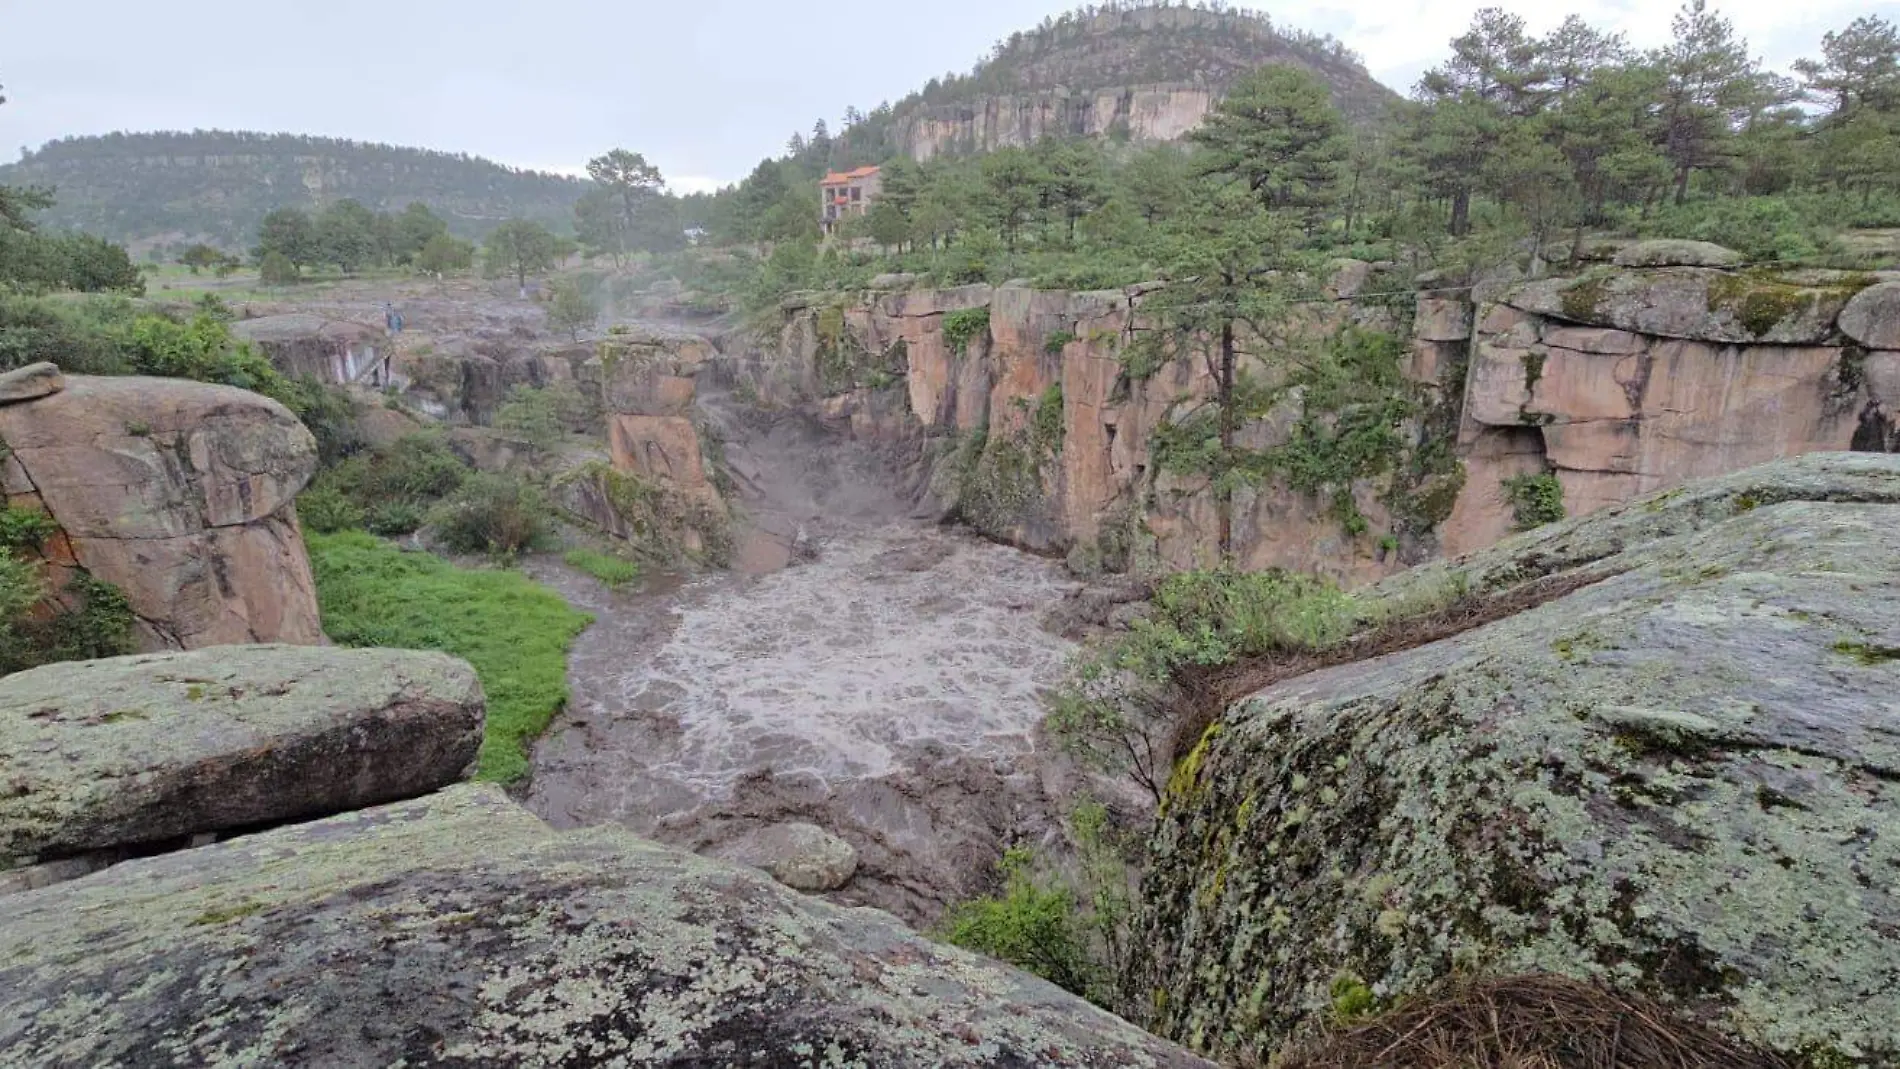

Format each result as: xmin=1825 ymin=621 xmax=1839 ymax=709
xmin=1430 ymin=249 xmax=1899 ymax=555
xmin=887 ymin=6 xmax=1395 ymax=160
xmin=899 ymin=86 xmax=1217 ymax=162
xmin=734 ymin=248 xmax=1897 ymax=587
xmin=1129 ymin=452 xmax=1900 ymax=1064
xmin=0 ymin=364 xmax=325 ymax=650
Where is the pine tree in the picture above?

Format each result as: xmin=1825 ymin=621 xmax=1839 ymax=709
xmin=1190 ymin=64 xmax=1346 ymax=230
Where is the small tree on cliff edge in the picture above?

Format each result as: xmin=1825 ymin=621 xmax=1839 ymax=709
xmin=1135 ymin=187 xmax=1316 ymax=560
xmin=484 ymin=219 xmax=559 ymax=297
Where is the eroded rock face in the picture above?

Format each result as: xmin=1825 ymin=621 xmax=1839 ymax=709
xmin=0 ymin=645 xmax=484 ymax=876
xmin=0 ymin=783 xmax=1212 ymax=1068
xmin=231 ymin=313 xmax=388 ymax=386
xmin=0 ymin=374 xmax=324 ymax=649
xmin=1440 ymin=270 xmax=1887 ymax=555
xmin=735 ymin=267 xmax=1418 ymax=588
xmin=1132 ymin=453 xmax=1900 ymax=1065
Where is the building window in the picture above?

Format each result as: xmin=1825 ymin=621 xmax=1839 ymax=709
xmin=850 ymin=187 xmax=861 ymax=202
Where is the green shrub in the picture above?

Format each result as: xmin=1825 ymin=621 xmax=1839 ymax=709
xmin=308 ymin=431 xmax=469 ymax=529
xmin=363 ymin=501 xmax=427 ymax=537
xmin=1503 ymin=472 xmax=1565 ymax=530
xmin=1050 ymin=568 xmax=1355 ymax=801
xmin=295 ymin=483 xmax=364 ymax=534
xmin=429 ymin=473 xmax=553 ymax=555
xmin=0 ymin=570 xmax=136 ymax=677
xmin=306 ymin=530 xmax=590 ymax=782
xmin=0 ymin=506 xmax=59 ymax=552
xmin=563 ymin=548 xmax=640 ymax=587
xmin=942 ymin=306 xmax=991 ymax=355
xmin=1044 ymin=330 xmax=1077 ymax=355
xmin=938 ymin=847 xmax=1099 ymax=999
xmin=259 ymin=250 xmax=299 ymax=285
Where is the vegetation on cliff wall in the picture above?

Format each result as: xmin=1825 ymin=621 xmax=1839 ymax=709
xmin=0 ymin=504 xmax=134 ymax=678
xmin=306 ymin=530 xmax=590 ymax=783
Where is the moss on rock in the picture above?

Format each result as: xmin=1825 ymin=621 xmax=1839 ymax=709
xmin=1129 ymin=455 xmax=1900 ymax=1066
xmin=0 ymin=785 xmax=1211 ymax=1068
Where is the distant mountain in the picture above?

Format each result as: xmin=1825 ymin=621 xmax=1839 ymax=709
xmin=824 ymin=4 xmax=1400 ymax=163
xmin=0 ymin=131 xmax=588 ymax=250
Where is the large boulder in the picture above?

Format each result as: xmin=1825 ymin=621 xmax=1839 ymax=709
xmin=712 ymin=821 xmax=861 ymax=893
xmin=0 ymin=374 xmax=324 ymax=649
xmin=0 ymin=645 xmax=484 ymax=876
xmin=0 ymin=784 xmax=1212 ymax=1068
xmin=1132 ymin=453 xmax=1900 ymax=1065
xmin=1840 ymin=280 xmax=1900 ymax=350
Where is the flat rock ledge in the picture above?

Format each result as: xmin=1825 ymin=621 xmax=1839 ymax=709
xmin=0 ymin=784 xmax=1212 ymax=1069
xmin=0 ymin=644 xmax=484 ymax=878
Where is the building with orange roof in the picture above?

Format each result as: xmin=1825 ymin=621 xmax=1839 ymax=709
xmin=820 ymin=165 xmax=882 ymax=235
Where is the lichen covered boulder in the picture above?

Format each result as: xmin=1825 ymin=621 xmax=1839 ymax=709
xmin=0 ymin=645 xmax=484 ymax=873
xmin=1130 ymin=453 xmax=1900 ymax=1065
xmin=0 ymin=784 xmax=1212 ymax=1068
xmin=1505 ymin=267 xmax=1857 ymax=344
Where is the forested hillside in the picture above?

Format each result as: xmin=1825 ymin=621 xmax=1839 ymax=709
xmin=0 ymin=132 xmax=587 ymax=250
xmin=674 ymin=4 xmax=1899 ymax=302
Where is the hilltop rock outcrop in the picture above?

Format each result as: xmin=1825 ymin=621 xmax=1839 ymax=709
xmin=0 ymin=782 xmax=1213 ymax=1068
xmin=0 ymin=372 xmax=324 ymax=649
xmin=1130 ymin=453 xmax=1900 ymax=1065
xmin=0 ymin=645 xmax=483 ymax=891
xmin=889 ymin=5 xmax=1394 ymax=160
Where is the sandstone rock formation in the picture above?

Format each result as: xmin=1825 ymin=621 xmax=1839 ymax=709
xmin=1131 ymin=453 xmax=1900 ymax=1065
xmin=0 ymin=373 xmax=325 ymax=649
xmin=900 ymin=86 xmax=1217 ymax=162
xmin=735 ymin=269 xmax=1436 ymax=588
xmin=0 ymin=645 xmax=484 ymax=889
xmin=0 ymin=783 xmax=1213 ymax=1068
xmin=888 ymin=5 xmax=1394 ymax=161
xmin=231 ymin=313 xmax=390 ymax=386
xmin=550 ymin=327 xmax=733 ymax=565
xmin=735 ymin=254 xmax=1894 ymax=586
xmin=1439 ymin=266 xmax=1891 ymax=555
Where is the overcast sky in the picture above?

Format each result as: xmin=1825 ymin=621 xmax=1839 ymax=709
xmin=3 ymin=0 xmax=1894 ymax=192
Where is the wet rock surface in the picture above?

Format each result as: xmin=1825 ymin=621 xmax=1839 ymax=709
xmin=0 ymin=644 xmax=484 ymax=876
xmin=0 ymin=784 xmax=1212 ymax=1069
xmin=711 ymin=821 xmax=860 ymax=892
xmin=1134 ymin=453 xmax=1900 ymax=1065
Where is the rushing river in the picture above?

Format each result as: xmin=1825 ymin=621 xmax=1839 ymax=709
xmin=525 ymin=395 xmax=1082 ymax=921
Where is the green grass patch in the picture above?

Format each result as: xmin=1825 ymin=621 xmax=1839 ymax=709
xmin=563 ymin=548 xmax=640 ymax=587
xmin=306 ymin=530 xmax=591 ymax=783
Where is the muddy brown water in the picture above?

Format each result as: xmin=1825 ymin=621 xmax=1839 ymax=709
xmin=525 ymin=392 xmax=1083 ymax=923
